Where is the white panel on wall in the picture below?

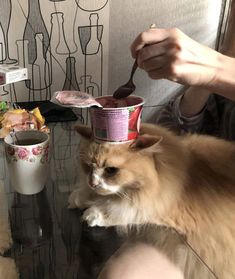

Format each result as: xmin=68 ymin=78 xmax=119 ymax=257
xmin=108 ymin=0 xmax=226 ymax=122
xmin=0 ymin=0 xmax=110 ymax=124
xmin=0 ymin=0 xmax=228 ymax=123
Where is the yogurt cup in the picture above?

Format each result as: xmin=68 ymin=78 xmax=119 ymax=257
xmin=90 ymin=95 xmax=144 ymax=143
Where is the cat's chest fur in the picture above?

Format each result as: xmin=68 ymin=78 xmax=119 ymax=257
xmin=69 ymin=123 xmax=235 ymax=279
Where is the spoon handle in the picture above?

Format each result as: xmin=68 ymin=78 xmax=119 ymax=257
xmin=128 ymin=24 xmax=156 ymax=75
xmin=129 ymin=59 xmax=138 ymax=81
xmin=128 ymin=25 xmax=156 ymax=81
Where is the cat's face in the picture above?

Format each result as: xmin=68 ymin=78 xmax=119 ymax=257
xmin=76 ymin=124 xmax=165 ymax=197
xmin=80 ymin=141 xmax=158 ymax=196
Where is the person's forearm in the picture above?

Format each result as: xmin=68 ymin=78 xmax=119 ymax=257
xmin=180 ymin=54 xmax=235 ymax=117
xmin=179 ymin=87 xmax=211 ymax=117
xmin=206 ymin=53 xmax=235 ymax=101
xmin=131 ymin=28 xmax=235 ymax=101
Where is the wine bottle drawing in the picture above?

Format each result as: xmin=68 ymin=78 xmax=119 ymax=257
xmin=23 ymin=0 xmax=50 ymax=65
xmin=49 ymin=1 xmax=78 ymax=54
xmin=16 ymin=40 xmax=27 ymax=67
xmin=78 ymin=13 xmax=103 ymax=96
xmin=50 ymin=12 xmax=70 ymax=93
xmin=63 ymin=56 xmax=83 ymax=117
xmin=0 ymin=0 xmax=17 ymax=64
xmin=50 ymin=12 xmax=70 ymax=55
xmin=85 ymin=85 xmax=95 ymax=125
xmin=23 ymin=0 xmax=51 ymax=95
xmin=62 ymin=56 xmax=80 ymax=91
xmin=32 ymin=33 xmax=51 ymax=100
xmin=0 ymin=42 xmax=3 ymax=63
xmin=78 ymin=14 xmax=103 ymax=55
xmin=78 ymin=74 xmax=100 ymax=124
xmin=78 ymin=75 xmax=99 ymax=97
xmin=16 ymin=40 xmax=32 ymax=101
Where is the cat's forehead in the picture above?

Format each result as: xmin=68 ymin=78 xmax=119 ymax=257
xmin=87 ymin=142 xmax=130 ymax=166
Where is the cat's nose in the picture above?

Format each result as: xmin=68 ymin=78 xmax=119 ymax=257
xmin=89 ymin=176 xmax=100 ymax=189
xmin=90 ymin=181 xmax=99 ymax=188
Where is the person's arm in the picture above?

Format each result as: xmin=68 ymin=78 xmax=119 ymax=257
xmin=179 ymin=87 xmax=211 ymax=117
xmin=155 ymin=89 xmax=209 ymax=134
xmin=131 ymin=27 xmax=235 ymax=102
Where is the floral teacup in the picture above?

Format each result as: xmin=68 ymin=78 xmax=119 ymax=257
xmin=4 ymin=130 xmax=50 ymax=195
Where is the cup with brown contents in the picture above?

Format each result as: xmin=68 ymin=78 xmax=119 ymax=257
xmin=4 ymin=130 xmax=50 ymax=195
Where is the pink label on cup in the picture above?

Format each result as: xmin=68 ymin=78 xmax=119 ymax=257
xmin=89 ymin=95 xmax=144 ymax=143
xmin=91 ymin=109 xmax=129 ymax=141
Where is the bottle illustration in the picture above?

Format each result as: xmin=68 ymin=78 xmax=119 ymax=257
xmin=79 ymin=13 xmax=103 ymax=95
xmin=0 ymin=42 xmax=4 ymax=63
xmin=23 ymin=0 xmax=50 ymax=65
xmin=62 ymin=56 xmax=80 ymax=91
xmin=15 ymin=40 xmax=33 ymax=98
xmin=49 ymin=1 xmax=78 ymax=54
xmin=23 ymin=0 xmax=52 ymax=96
xmin=16 ymin=40 xmax=27 ymax=67
xmin=86 ymin=13 xmax=102 ymax=55
xmin=63 ymin=56 xmax=82 ymax=118
xmin=32 ymin=33 xmax=51 ymax=100
xmin=78 ymin=75 xmax=99 ymax=97
xmin=0 ymin=0 xmax=17 ymax=64
xmin=15 ymin=40 xmax=31 ymax=101
xmin=50 ymin=12 xmax=70 ymax=93
xmin=50 ymin=12 xmax=70 ymax=55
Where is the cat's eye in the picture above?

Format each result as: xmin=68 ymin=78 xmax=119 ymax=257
xmin=104 ymin=167 xmax=119 ymax=176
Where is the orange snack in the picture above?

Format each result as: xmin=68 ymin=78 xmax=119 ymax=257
xmin=0 ymin=107 xmax=49 ymax=138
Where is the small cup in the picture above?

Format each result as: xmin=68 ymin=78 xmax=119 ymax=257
xmin=4 ymin=130 xmax=50 ymax=195
xmin=89 ymin=95 xmax=144 ymax=143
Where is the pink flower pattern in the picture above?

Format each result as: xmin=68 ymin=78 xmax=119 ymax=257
xmin=17 ymin=148 xmax=29 ymax=159
xmin=32 ymin=146 xmax=43 ymax=155
xmin=5 ymin=144 xmax=49 ymax=164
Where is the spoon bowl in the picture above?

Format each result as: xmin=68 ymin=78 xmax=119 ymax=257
xmin=113 ymin=60 xmax=138 ymax=99
xmin=113 ymin=24 xmax=157 ymax=99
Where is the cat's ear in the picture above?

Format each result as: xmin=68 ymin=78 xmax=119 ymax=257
xmin=129 ymin=134 xmax=163 ymax=153
xmin=75 ymin=124 xmax=92 ymax=139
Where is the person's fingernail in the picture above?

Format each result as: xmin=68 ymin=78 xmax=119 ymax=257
xmin=150 ymin=23 xmax=157 ymax=29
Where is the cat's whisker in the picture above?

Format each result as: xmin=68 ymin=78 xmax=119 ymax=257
xmin=117 ymin=191 xmax=132 ymax=202
xmin=121 ymin=191 xmax=131 ymax=201
xmin=114 ymin=191 xmax=123 ymax=199
xmin=114 ymin=191 xmax=124 ymax=199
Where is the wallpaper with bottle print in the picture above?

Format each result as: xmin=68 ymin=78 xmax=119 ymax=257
xmin=0 ymin=0 xmax=109 ymax=110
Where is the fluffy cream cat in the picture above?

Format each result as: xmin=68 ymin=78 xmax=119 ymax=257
xmin=69 ymin=123 xmax=235 ymax=279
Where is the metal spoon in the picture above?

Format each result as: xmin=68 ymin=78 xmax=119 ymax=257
xmin=113 ymin=24 xmax=157 ymax=100
xmin=112 ymin=59 xmax=138 ymax=99
xmin=10 ymin=131 xmax=20 ymax=145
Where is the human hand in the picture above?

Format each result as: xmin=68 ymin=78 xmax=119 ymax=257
xmin=130 ymin=27 xmax=222 ymax=87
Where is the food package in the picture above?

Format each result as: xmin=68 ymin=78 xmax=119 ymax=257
xmin=0 ymin=65 xmax=28 ymax=86
xmin=0 ymin=106 xmax=49 ymax=138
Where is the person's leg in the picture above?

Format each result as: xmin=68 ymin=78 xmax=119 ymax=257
xmin=98 ymin=242 xmax=184 ymax=279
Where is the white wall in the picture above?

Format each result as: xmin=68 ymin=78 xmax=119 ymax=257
xmin=0 ymin=0 xmax=227 ymax=123
xmin=108 ymin=0 xmax=225 ymax=121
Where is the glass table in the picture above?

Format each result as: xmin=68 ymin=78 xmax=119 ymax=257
xmin=0 ymin=120 xmax=218 ymax=279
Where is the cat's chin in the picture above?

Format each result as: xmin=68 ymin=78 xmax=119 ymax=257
xmin=90 ymin=187 xmax=114 ymax=196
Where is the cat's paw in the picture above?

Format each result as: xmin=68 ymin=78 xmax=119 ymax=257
xmin=68 ymin=189 xmax=85 ymax=209
xmin=82 ymin=207 xmax=107 ymax=227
